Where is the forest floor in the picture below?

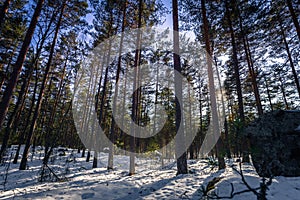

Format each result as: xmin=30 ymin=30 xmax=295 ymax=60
xmin=0 ymin=146 xmax=300 ymax=199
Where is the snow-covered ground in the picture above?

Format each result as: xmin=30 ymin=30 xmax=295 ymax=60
xmin=1 ymin=146 xmax=300 ymax=199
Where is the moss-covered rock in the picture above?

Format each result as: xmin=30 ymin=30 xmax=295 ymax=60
xmin=243 ymin=110 xmax=300 ymax=177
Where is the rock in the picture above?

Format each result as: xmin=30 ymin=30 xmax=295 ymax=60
xmin=243 ymin=110 xmax=300 ymax=177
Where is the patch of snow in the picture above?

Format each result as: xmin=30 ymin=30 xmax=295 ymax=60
xmin=0 ymin=147 xmax=299 ymax=199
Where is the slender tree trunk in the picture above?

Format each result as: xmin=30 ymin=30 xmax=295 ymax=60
xmin=214 ymin=56 xmax=231 ymax=159
xmin=121 ymin=64 xmax=128 ymax=152
xmin=280 ymin=24 xmax=300 ymax=98
xmin=225 ymin=1 xmax=244 ymax=122
xmin=129 ymin=0 xmax=143 ymax=176
xmin=264 ymin=76 xmax=274 ymax=111
xmin=237 ymin=10 xmax=263 ymax=115
xmin=0 ymin=68 xmax=32 ymax=161
xmin=198 ymin=75 xmax=204 ymax=158
xmin=13 ymin=68 xmax=39 ymax=164
xmin=278 ymin=72 xmax=290 ymax=109
xmin=225 ymin=0 xmax=249 ymax=163
xmin=42 ymin=54 xmax=68 ymax=165
xmin=0 ymin=0 xmax=44 ymax=130
xmin=88 ymin=54 xmax=104 ymax=169
xmin=98 ymin=42 xmax=112 ymax=124
xmin=187 ymin=77 xmax=194 ymax=159
xmin=201 ymin=0 xmax=225 ymax=170
xmin=286 ymin=0 xmax=300 ymax=41
xmin=0 ymin=9 xmax=57 ymax=158
xmin=19 ymin=1 xmax=65 ymax=170
xmin=108 ymin=0 xmax=127 ymax=170
xmin=173 ymin=0 xmax=188 ymax=175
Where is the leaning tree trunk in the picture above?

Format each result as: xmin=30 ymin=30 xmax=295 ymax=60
xmin=0 ymin=9 xmax=57 ymax=161
xmin=237 ymin=8 xmax=263 ymax=116
xmin=19 ymin=1 xmax=65 ymax=170
xmin=280 ymin=22 xmax=300 ymax=99
xmin=286 ymin=0 xmax=300 ymax=42
xmin=0 ymin=0 xmax=44 ymax=130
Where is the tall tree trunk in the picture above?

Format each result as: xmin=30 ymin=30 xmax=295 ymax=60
xmin=98 ymin=38 xmax=112 ymax=125
xmin=0 ymin=0 xmax=44 ymax=130
xmin=0 ymin=67 xmax=32 ymax=161
xmin=0 ymin=9 xmax=56 ymax=160
xmin=19 ymin=1 xmax=65 ymax=170
xmin=121 ymin=63 xmax=128 ymax=152
xmin=187 ymin=75 xmax=194 ymax=159
xmin=225 ymin=1 xmax=245 ymax=123
xmin=214 ymin=56 xmax=231 ymax=159
xmin=129 ymin=0 xmax=143 ymax=176
xmin=13 ymin=68 xmax=39 ymax=164
xmin=201 ymin=0 xmax=225 ymax=170
xmin=108 ymin=0 xmax=127 ymax=170
xmin=43 ymin=54 xmax=68 ymax=165
xmin=173 ymin=0 xmax=188 ymax=175
xmin=286 ymin=0 xmax=300 ymax=41
xmin=237 ymin=9 xmax=263 ymax=116
xmin=198 ymin=73 xmax=204 ymax=158
xmin=225 ymin=0 xmax=249 ymax=163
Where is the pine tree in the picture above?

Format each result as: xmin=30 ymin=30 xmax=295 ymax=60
xmin=0 ymin=0 xmax=45 ymax=160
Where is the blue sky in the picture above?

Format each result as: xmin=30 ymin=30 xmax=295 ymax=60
xmin=161 ymin=0 xmax=172 ymax=29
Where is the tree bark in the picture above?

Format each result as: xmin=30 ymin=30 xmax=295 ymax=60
xmin=237 ymin=8 xmax=263 ymax=116
xmin=13 ymin=68 xmax=39 ymax=164
xmin=280 ymin=23 xmax=300 ymax=99
xmin=0 ymin=67 xmax=32 ymax=161
xmin=0 ymin=0 xmax=44 ymax=130
xmin=201 ymin=0 xmax=225 ymax=170
xmin=0 ymin=8 xmax=57 ymax=161
xmin=173 ymin=0 xmax=188 ymax=175
xmin=128 ymin=0 xmax=143 ymax=176
xmin=225 ymin=0 xmax=248 ymax=163
xmin=19 ymin=1 xmax=65 ymax=170
xmin=108 ymin=0 xmax=127 ymax=170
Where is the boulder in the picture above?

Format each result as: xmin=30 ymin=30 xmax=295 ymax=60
xmin=243 ymin=110 xmax=300 ymax=177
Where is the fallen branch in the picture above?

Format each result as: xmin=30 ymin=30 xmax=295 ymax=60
xmin=201 ymin=162 xmax=272 ymax=200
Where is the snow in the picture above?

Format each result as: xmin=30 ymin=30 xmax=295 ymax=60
xmin=1 ymin=147 xmax=300 ymax=199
